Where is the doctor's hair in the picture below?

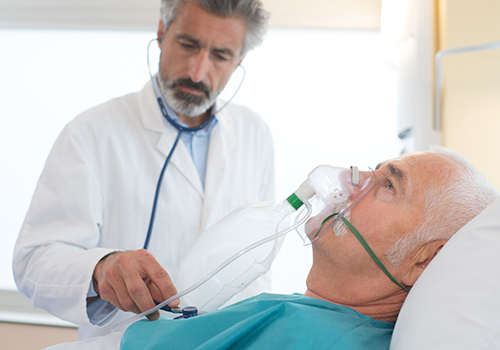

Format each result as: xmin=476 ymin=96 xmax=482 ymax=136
xmin=159 ymin=0 xmax=269 ymax=56
xmin=386 ymin=145 xmax=499 ymax=266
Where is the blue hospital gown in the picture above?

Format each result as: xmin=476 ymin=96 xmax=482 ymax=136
xmin=120 ymin=293 xmax=394 ymax=349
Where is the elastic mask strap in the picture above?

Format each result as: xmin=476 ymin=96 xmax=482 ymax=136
xmin=313 ymin=213 xmax=410 ymax=293
xmin=313 ymin=213 xmax=338 ymax=239
xmin=340 ymin=216 xmax=410 ymax=292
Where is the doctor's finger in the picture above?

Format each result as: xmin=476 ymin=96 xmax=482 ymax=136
xmin=121 ymin=268 xmax=161 ymax=315
xmin=145 ymin=310 xmax=161 ymax=321
xmin=93 ymin=251 xmax=156 ymax=314
xmin=143 ymin=263 xmax=179 ymax=304
xmin=127 ymin=250 xmax=178 ymax=309
xmin=97 ymin=275 xmax=138 ymax=313
xmin=146 ymin=279 xmax=180 ymax=311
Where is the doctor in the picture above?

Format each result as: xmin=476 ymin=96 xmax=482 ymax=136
xmin=13 ymin=0 xmax=273 ymax=340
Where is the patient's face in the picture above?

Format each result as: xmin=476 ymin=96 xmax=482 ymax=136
xmin=311 ymin=152 xmax=453 ymax=284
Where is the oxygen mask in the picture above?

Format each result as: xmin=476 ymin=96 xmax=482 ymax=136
xmin=294 ymin=165 xmax=377 ymax=244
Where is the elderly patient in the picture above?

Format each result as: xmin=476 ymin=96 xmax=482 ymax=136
xmin=49 ymin=147 xmax=499 ymax=349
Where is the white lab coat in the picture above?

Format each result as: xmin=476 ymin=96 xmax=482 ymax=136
xmin=13 ymin=80 xmax=275 ymax=339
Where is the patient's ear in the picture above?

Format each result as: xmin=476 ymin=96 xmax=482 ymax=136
xmin=401 ymin=240 xmax=447 ymax=287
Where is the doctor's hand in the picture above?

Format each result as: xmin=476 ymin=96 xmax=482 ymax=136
xmin=92 ymin=249 xmax=179 ymax=321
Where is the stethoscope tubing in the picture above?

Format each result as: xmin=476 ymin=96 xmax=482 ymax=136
xmin=143 ymin=131 xmax=181 ymax=250
xmin=143 ymin=97 xmax=215 ymax=250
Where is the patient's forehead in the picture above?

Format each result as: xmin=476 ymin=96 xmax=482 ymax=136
xmin=376 ymin=152 xmax=457 ymax=200
xmin=377 ymin=152 xmax=455 ymax=174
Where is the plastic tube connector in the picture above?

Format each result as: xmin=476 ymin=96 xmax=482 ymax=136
xmin=296 ymin=180 xmax=316 ymax=200
xmin=286 ymin=179 xmax=316 ymax=211
xmin=286 ymin=193 xmax=303 ymax=210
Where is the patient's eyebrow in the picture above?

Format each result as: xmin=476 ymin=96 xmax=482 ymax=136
xmin=387 ymin=163 xmax=407 ymax=194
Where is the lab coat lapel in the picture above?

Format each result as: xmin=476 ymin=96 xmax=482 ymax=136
xmin=139 ymin=82 xmax=204 ymax=197
xmin=157 ymin=132 xmax=204 ymax=197
xmin=201 ymin=109 xmax=236 ymax=229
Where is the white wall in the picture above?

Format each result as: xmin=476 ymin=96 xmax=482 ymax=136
xmin=381 ymin=0 xmax=440 ymax=154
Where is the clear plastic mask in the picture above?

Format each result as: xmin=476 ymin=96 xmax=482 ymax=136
xmin=296 ymin=166 xmax=377 ymax=245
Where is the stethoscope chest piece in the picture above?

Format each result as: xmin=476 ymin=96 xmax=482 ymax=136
xmin=174 ymin=306 xmax=199 ymax=319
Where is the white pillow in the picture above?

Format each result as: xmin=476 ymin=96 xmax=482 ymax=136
xmin=390 ymin=196 xmax=500 ymax=350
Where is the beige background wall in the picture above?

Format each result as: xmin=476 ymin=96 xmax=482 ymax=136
xmin=0 ymin=290 xmax=78 ymax=349
xmin=0 ymin=322 xmax=77 ymax=350
xmin=438 ymin=0 xmax=500 ymax=189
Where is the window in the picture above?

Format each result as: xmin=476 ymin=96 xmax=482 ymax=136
xmin=0 ymin=27 xmax=399 ymax=295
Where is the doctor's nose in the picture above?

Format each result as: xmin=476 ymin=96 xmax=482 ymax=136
xmin=188 ymin=53 xmax=211 ymax=83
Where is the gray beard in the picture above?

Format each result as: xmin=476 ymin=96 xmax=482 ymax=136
xmin=313 ymin=204 xmax=351 ymax=240
xmin=332 ymin=212 xmax=351 ymax=238
xmin=158 ymin=75 xmax=218 ymax=117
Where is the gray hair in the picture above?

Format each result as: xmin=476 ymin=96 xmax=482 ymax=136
xmin=386 ymin=146 xmax=499 ymax=266
xmin=159 ymin=0 xmax=269 ymax=56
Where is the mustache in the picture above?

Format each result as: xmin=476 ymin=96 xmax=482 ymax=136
xmin=171 ymin=78 xmax=210 ymax=99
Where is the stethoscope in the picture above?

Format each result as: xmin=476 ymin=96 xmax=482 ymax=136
xmin=143 ymin=81 xmax=216 ymax=250
xmin=143 ymin=38 xmax=245 ymax=250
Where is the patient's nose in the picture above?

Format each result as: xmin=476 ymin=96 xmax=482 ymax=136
xmin=345 ymin=168 xmax=376 ymax=201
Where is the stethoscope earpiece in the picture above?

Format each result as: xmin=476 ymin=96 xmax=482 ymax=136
xmin=147 ymin=38 xmax=160 ymax=79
